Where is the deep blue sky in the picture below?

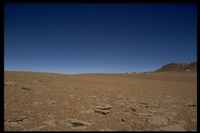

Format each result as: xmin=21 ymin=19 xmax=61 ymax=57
xmin=4 ymin=4 xmax=197 ymax=74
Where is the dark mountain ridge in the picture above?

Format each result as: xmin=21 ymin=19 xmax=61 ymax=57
xmin=155 ymin=62 xmax=197 ymax=72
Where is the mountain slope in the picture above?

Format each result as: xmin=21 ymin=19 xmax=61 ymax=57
xmin=155 ymin=62 xmax=197 ymax=72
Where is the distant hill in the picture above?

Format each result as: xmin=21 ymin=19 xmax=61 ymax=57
xmin=155 ymin=61 xmax=197 ymax=72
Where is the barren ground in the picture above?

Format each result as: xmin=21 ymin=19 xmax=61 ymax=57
xmin=4 ymin=71 xmax=197 ymax=131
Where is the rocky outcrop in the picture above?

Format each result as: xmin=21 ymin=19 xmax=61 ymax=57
xmin=156 ymin=62 xmax=197 ymax=72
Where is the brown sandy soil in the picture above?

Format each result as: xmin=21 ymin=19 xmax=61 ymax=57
xmin=4 ymin=71 xmax=197 ymax=131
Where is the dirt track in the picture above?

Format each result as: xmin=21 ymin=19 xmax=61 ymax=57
xmin=4 ymin=71 xmax=197 ymax=131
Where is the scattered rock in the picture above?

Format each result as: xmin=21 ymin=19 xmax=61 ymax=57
xmin=4 ymin=71 xmax=197 ymax=131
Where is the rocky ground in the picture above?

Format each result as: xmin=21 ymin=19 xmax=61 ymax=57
xmin=4 ymin=71 xmax=197 ymax=131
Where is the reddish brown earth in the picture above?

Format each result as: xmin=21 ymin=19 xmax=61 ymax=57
xmin=4 ymin=70 xmax=197 ymax=131
xmin=155 ymin=61 xmax=197 ymax=72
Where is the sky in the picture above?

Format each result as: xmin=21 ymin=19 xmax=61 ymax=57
xmin=4 ymin=4 xmax=197 ymax=74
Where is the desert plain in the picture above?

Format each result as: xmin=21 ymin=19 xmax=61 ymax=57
xmin=4 ymin=71 xmax=197 ymax=131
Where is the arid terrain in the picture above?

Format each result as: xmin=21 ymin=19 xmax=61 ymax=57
xmin=4 ymin=70 xmax=197 ymax=131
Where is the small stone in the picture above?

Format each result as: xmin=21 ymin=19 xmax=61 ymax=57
xmin=43 ymin=120 xmax=56 ymax=127
xmin=191 ymin=112 xmax=197 ymax=117
xmin=22 ymin=87 xmax=31 ymax=90
xmin=131 ymin=99 xmax=136 ymax=102
xmin=91 ymin=95 xmax=97 ymax=99
xmin=59 ymin=120 xmax=73 ymax=127
xmin=150 ymin=115 xmax=168 ymax=125
xmin=188 ymin=103 xmax=197 ymax=107
xmin=164 ymin=115 xmax=174 ymax=120
xmin=160 ymin=124 xmax=186 ymax=131
xmin=94 ymin=109 xmax=110 ymax=114
xmin=4 ymin=81 xmax=16 ymax=86
xmin=95 ymin=104 xmax=112 ymax=110
xmin=9 ymin=122 xmax=20 ymax=127
xmin=48 ymin=101 xmax=55 ymax=106
xmin=117 ymin=95 xmax=123 ymax=99
xmin=74 ymin=87 xmax=80 ymax=90
xmin=191 ymin=118 xmax=197 ymax=122
xmin=140 ymin=101 xmax=147 ymax=105
xmin=177 ymin=120 xmax=187 ymax=126
xmin=80 ymin=111 xmax=84 ymax=113
xmin=121 ymin=118 xmax=126 ymax=122
xmin=85 ymin=109 xmax=94 ymax=114
xmin=171 ymin=112 xmax=179 ymax=116
xmin=130 ymin=107 xmax=136 ymax=112
xmin=35 ymin=92 xmax=42 ymax=94
xmin=38 ymin=126 xmax=46 ymax=130
xmin=66 ymin=118 xmax=92 ymax=126
xmin=121 ymin=112 xmax=130 ymax=116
